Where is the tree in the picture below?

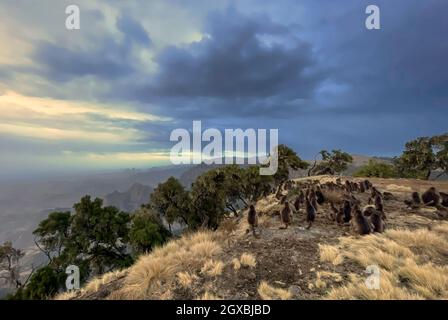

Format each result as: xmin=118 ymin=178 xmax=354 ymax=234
xmin=394 ymin=137 xmax=436 ymax=180
xmin=150 ymin=177 xmax=190 ymax=230
xmin=431 ymin=134 xmax=448 ymax=180
xmin=129 ymin=209 xmax=171 ymax=254
xmin=309 ymin=149 xmax=353 ymax=176
xmin=241 ymin=165 xmax=273 ymax=203
xmin=354 ymin=160 xmax=397 ymax=178
xmin=273 ymin=144 xmax=309 ymax=185
xmin=190 ymin=170 xmax=227 ymax=230
xmin=67 ymin=196 xmax=132 ymax=276
xmin=9 ymin=266 xmax=65 ymax=300
xmin=0 ymin=242 xmax=24 ymax=288
xmin=33 ymin=211 xmax=71 ymax=265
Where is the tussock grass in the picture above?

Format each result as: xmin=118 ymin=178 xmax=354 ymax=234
xmin=198 ymin=291 xmax=222 ymax=300
xmin=319 ymin=244 xmax=344 ymax=265
xmin=258 ymin=281 xmax=292 ymax=300
xmin=177 ymin=272 xmax=197 ymax=288
xmin=324 ymin=222 xmax=448 ymax=299
xmin=232 ymin=258 xmax=241 ymax=270
xmin=54 ymin=290 xmax=78 ymax=300
xmin=94 ymin=231 xmax=223 ymax=299
xmin=201 ymin=259 xmax=224 ymax=277
xmin=240 ymin=253 xmax=257 ymax=268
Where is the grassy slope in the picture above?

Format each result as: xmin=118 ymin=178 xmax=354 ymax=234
xmin=57 ymin=176 xmax=448 ymax=300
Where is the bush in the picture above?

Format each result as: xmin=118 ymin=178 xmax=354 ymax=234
xmin=354 ymin=160 xmax=397 ymax=178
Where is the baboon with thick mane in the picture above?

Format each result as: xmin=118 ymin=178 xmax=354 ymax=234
xmin=421 ymin=187 xmax=440 ymax=206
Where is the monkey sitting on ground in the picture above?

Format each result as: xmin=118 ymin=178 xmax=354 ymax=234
xmin=309 ymin=191 xmax=319 ymax=213
xmin=247 ymin=205 xmax=258 ymax=236
xmin=382 ymin=192 xmax=395 ymax=201
xmin=279 ymin=202 xmax=292 ymax=229
xmin=374 ymin=194 xmax=384 ymax=212
xmin=363 ymin=205 xmax=386 ymax=220
xmin=404 ymin=191 xmax=421 ymax=208
xmin=336 ymin=207 xmax=344 ymax=224
xmin=294 ymin=195 xmax=303 ymax=211
xmin=330 ymin=202 xmax=338 ymax=221
xmin=421 ymin=187 xmax=440 ymax=206
xmin=342 ymin=200 xmax=352 ymax=223
xmin=351 ymin=207 xmax=372 ymax=235
xmin=315 ymin=187 xmax=325 ymax=205
xmin=359 ymin=181 xmax=365 ymax=193
xmin=305 ymin=197 xmax=316 ymax=229
xmin=369 ymin=210 xmax=385 ymax=233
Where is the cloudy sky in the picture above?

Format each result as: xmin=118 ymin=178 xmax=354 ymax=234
xmin=0 ymin=0 xmax=447 ymax=179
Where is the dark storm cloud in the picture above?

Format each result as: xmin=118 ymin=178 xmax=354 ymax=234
xmin=32 ymin=13 xmax=151 ymax=82
xmin=127 ymin=8 xmax=328 ymax=119
xmin=151 ymin=8 xmax=320 ymax=98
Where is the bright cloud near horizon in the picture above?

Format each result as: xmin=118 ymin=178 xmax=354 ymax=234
xmin=0 ymin=0 xmax=447 ymax=179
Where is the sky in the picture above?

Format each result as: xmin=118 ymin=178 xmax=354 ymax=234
xmin=0 ymin=0 xmax=447 ymax=179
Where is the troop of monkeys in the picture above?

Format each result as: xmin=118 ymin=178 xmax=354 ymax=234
xmin=247 ymin=178 xmax=448 ymax=237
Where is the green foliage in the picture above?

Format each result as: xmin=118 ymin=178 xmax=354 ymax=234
xmin=431 ymin=134 xmax=448 ymax=179
xmin=33 ymin=211 xmax=71 ymax=265
xmin=394 ymin=137 xmax=436 ymax=180
xmin=150 ymin=177 xmax=190 ymax=229
xmin=190 ymin=169 xmax=227 ymax=229
xmin=354 ymin=160 xmax=397 ymax=178
xmin=310 ymin=149 xmax=353 ymax=176
xmin=129 ymin=209 xmax=171 ymax=254
xmin=67 ymin=196 xmax=132 ymax=275
xmin=9 ymin=266 xmax=65 ymax=300
xmin=273 ymin=144 xmax=309 ymax=185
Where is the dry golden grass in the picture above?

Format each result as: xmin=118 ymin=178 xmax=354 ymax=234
xmin=231 ymin=258 xmax=241 ymax=270
xmin=198 ymin=291 xmax=222 ymax=300
xmin=94 ymin=231 xmax=223 ymax=300
xmin=258 ymin=281 xmax=292 ymax=300
xmin=177 ymin=272 xmax=197 ymax=288
xmin=54 ymin=290 xmax=79 ymax=300
xmin=314 ymin=271 xmax=343 ymax=290
xmin=201 ymin=259 xmax=224 ymax=277
xmin=240 ymin=253 xmax=257 ymax=268
xmin=324 ymin=222 xmax=448 ymax=299
xmin=319 ymin=244 xmax=344 ymax=265
xmin=384 ymin=184 xmax=412 ymax=193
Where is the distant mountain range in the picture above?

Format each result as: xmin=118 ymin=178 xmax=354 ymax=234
xmin=103 ymin=183 xmax=153 ymax=212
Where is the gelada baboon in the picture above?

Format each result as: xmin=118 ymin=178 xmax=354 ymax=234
xmin=336 ymin=207 xmax=344 ymax=224
xmin=359 ymin=182 xmax=365 ymax=193
xmin=315 ymin=187 xmax=325 ymax=205
xmin=351 ymin=207 xmax=372 ymax=235
xmin=330 ymin=202 xmax=338 ymax=220
xmin=342 ymin=200 xmax=352 ymax=223
xmin=294 ymin=196 xmax=302 ymax=211
xmin=247 ymin=205 xmax=258 ymax=236
xmin=305 ymin=197 xmax=316 ymax=229
xmin=374 ymin=194 xmax=384 ymax=212
xmin=280 ymin=202 xmax=291 ymax=229
xmin=369 ymin=210 xmax=385 ymax=233
xmin=412 ymin=191 xmax=421 ymax=204
xmin=421 ymin=187 xmax=440 ymax=206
